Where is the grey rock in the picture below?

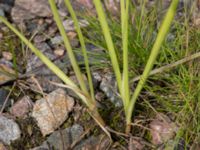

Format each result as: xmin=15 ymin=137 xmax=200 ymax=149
xmin=51 ymin=34 xmax=79 ymax=47
xmin=26 ymin=69 xmax=63 ymax=92
xmin=62 ymin=19 xmax=89 ymax=31
xmin=25 ymin=41 xmax=69 ymax=92
xmin=0 ymin=115 xmax=21 ymax=145
xmin=57 ymin=0 xmax=68 ymax=18
xmin=75 ymin=44 xmax=107 ymax=66
xmin=32 ymin=124 xmax=84 ymax=150
xmin=11 ymin=0 xmax=52 ymax=23
xmin=26 ymin=43 xmax=55 ymax=72
xmin=44 ymin=124 xmax=83 ymax=149
xmin=0 ymin=58 xmax=13 ymax=68
xmin=0 ymin=0 xmax=14 ymax=6
xmin=33 ymin=35 xmax=47 ymax=44
xmin=50 ymin=35 xmax=63 ymax=45
xmin=100 ymin=73 xmax=123 ymax=107
xmin=0 ymin=9 xmax=5 ymax=17
xmin=0 ymin=0 xmax=14 ymax=16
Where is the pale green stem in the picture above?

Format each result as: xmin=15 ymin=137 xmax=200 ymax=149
xmin=93 ymin=0 xmax=122 ymax=94
xmin=48 ymin=0 xmax=89 ymax=96
xmin=122 ymin=0 xmax=130 ymax=115
xmin=126 ymin=0 xmax=179 ymax=132
xmin=121 ymin=0 xmax=125 ymax=32
xmin=64 ymin=0 xmax=95 ymax=100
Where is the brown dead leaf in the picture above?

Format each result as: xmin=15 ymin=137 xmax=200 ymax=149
xmin=0 ymin=64 xmax=16 ymax=85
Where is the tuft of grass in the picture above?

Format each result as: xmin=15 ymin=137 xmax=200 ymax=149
xmin=92 ymin=0 xmax=179 ymax=133
xmin=80 ymin=0 xmax=200 ymax=145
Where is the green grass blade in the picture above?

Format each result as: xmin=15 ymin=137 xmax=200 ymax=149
xmin=64 ymin=0 xmax=95 ymax=100
xmin=121 ymin=0 xmax=130 ymax=113
xmin=93 ymin=0 xmax=122 ymax=94
xmin=121 ymin=0 xmax=125 ymax=32
xmin=126 ymin=0 xmax=179 ymax=133
xmin=48 ymin=0 xmax=89 ymax=95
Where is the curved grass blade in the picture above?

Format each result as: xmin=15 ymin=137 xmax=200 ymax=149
xmin=0 ymin=16 xmax=111 ymax=139
xmin=64 ymin=0 xmax=95 ymax=101
xmin=126 ymin=0 xmax=179 ymax=133
xmin=0 ymin=17 xmax=90 ymax=103
xmin=93 ymin=0 xmax=122 ymax=95
xmin=48 ymin=0 xmax=89 ymax=96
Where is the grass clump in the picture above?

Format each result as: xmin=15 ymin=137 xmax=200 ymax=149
xmin=81 ymin=0 xmax=200 ymax=146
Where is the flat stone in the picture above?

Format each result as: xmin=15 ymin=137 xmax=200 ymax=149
xmin=44 ymin=124 xmax=83 ymax=149
xmin=10 ymin=96 xmax=33 ymax=119
xmin=31 ymin=124 xmax=83 ymax=150
xmin=11 ymin=0 xmax=52 ymax=23
xmin=0 ymin=115 xmax=21 ymax=145
xmin=32 ymin=89 xmax=74 ymax=136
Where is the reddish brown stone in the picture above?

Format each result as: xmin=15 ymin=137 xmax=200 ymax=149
xmin=10 ymin=96 xmax=33 ymax=119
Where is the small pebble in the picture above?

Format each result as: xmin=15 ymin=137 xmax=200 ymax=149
xmin=2 ymin=51 xmax=13 ymax=61
xmin=10 ymin=96 xmax=33 ymax=119
xmin=33 ymin=35 xmax=46 ymax=43
xmin=45 ymin=18 xmax=53 ymax=24
xmin=67 ymin=31 xmax=77 ymax=39
xmin=54 ymin=49 xmax=65 ymax=56
xmin=37 ymin=19 xmax=44 ymax=25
